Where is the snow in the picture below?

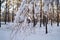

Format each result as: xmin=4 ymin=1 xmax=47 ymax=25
xmin=0 ymin=23 xmax=60 ymax=40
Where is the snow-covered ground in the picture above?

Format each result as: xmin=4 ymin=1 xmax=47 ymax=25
xmin=0 ymin=22 xmax=60 ymax=40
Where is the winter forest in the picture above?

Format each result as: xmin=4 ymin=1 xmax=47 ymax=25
xmin=0 ymin=0 xmax=60 ymax=40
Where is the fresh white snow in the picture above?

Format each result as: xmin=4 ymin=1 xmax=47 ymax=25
xmin=0 ymin=23 xmax=60 ymax=40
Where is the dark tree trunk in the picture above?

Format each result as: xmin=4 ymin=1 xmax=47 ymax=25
xmin=0 ymin=14 xmax=1 ymax=27
xmin=0 ymin=0 xmax=1 ymax=27
xmin=57 ymin=12 xmax=59 ymax=26
xmin=8 ymin=10 xmax=10 ymax=22
xmin=12 ymin=3 xmax=14 ymax=22
xmin=33 ymin=3 xmax=35 ymax=27
xmin=27 ymin=18 xmax=30 ymax=23
xmin=56 ymin=0 xmax=59 ymax=26
xmin=40 ymin=14 xmax=42 ymax=27
xmin=43 ymin=15 xmax=46 ymax=26
xmin=51 ymin=18 xmax=52 ymax=26
xmin=51 ymin=1 xmax=54 ymax=26
xmin=33 ymin=18 xmax=35 ymax=27
xmin=46 ymin=16 xmax=48 ymax=34
xmin=33 ymin=19 xmax=37 ymax=27
xmin=12 ymin=12 xmax=14 ymax=22
xmin=46 ymin=21 xmax=48 ymax=34
xmin=40 ymin=0 xmax=42 ymax=27
xmin=5 ymin=1 xmax=7 ymax=24
xmin=5 ymin=12 xmax=7 ymax=24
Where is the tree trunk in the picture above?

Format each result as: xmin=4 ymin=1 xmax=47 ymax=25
xmin=5 ymin=1 xmax=7 ymax=24
xmin=46 ymin=16 xmax=48 ymax=34
xmin=0 ymin=0 xmax=1 ymax=27
xmin=56 ymin=0 xmax=59 ymax=26
xmin=12 ymin=12 xmax=14 ymax=22
xmin=0 ymin=12 xmax=1 ymax=27
xmin=8 ymin=8 xmax=10 ymax=22
xmin=51 ymin=18 xmax=52 ymax=26
xmin=40 ymin=0 xmax=42 ymax=27
xmin=57 ymin=12 xmax=59 ymax=26
xmin=33 ymin=2 xmax=35 ymax=27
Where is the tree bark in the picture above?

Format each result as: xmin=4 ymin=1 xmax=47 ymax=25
xmin=40 ymin=0 xmax=42 ymax=27
xmin=0 ymin=0 xmax=1 ymax=27
xmin=12 ymin=12 xmax=14 ymax=22
xmin=46 ymin=16 xmax=48 ymax=34
xmin=8 ymin=8 xmax=10 ymax=22
xmin=56 ymin=0 xmax=59 ymax=26
xmin=33 ymin=2 xmax=35 ymax=27
xmin=5 ymin=0 xmax=7 ymax=24
xmin=51 ymin=18 xmax=52 ymax=26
